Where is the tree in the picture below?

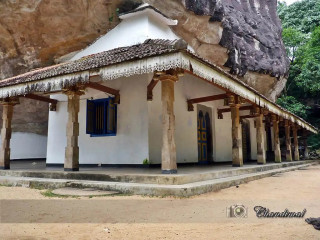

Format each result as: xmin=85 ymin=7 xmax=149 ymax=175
xmin=282 ymin=28 xmax=306 ymax=63
xmin=278 ymin=0 xmax=320 ymax=33
xmin=277 ymin=96 xmax=310 ymax=119
xmin=277 ymin=0 xmax=320 ymax=149
xmin=296 ymin=26 xmax=320 ymax=94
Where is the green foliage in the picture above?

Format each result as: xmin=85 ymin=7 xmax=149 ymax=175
xmin=277 ymin=96 xmax=310 ymax=119
xmin=143 ymin=158 xmax=149 ymax=165
xmin=282 ymin=28 xmax=306 ymax=62
xmin=278 ymin=0 xmax=320 ymax=33
xmin=295 ymin=26 xmax=320 ymax=94
xmin=296 ymin=60 xmax=320 ymax=93
xmin=308 ymin=134 xmax=320 ymax=149
xmin=277 ymin=0 xmax=320 ymax=149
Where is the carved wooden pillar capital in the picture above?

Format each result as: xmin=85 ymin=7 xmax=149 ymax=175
xmin=252 ymin=106 xmax=261 ymax=115
xmin=226 ymin=93 xmax=245 ymax=108
xmin=271 ymin=114 xmax=278 ymax=123
xmin=62 ymin=85 xmax=86 ymax=96
xmin=284 ymin=119 xmax=291 ymax=127
xmin=0 ymin=97 xmax=20 ymax=106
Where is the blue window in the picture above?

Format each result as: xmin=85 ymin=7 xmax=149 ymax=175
xmin=86 ymin=98 xmax=117 ymax=137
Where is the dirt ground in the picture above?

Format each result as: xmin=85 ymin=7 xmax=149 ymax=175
xmin=0 ymin=165 xmax=320 ymax=240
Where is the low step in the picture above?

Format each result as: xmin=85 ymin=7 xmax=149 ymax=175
xmin=0 ymin=162 xmax=317 ymax=197
xmin=0 ymin=160 xmax=315 ymax=185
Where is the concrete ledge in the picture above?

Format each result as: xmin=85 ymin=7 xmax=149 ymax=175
xmin=0 ymin=162 xmax=318 ymax=197
xmin=0 ymin=160 xmax=317 ymax=185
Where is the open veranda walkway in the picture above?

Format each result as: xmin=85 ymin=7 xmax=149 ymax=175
xmin=0 ymin=164 xmax=319 ymax=240
xmin=0 ymin=159 xmax=318 ymax=196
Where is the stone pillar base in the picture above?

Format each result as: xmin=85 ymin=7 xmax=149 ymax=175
xmin=294 ymin=150 xmax=300 ymax=161
xmin=64 ymin=168 xmax=79 ymax=172
xmin=162 ymin=169 xmax=178 ymax=174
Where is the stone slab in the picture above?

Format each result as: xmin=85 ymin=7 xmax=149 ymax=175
xmin=52 ymin=187 xmax=119 ymax=196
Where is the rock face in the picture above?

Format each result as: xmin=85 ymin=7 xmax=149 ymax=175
xmin=185 ymin=0 xmax=289 ymax=77
xmin=0 ymin=0 xmax=119 ymax=135
xmin=146 ymin=0 xmax=290 ymax=99
xmin=0 ymin=0 xmax=289 ymax=135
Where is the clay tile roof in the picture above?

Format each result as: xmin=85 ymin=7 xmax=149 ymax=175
xmin=0 ymin=39 xmax=187 ymax=87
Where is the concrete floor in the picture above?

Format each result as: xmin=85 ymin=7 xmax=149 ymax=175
xmin=1 ymin=160 xmax=318 ymax=196
xmin=8 ymin=159 xmax=297 ymax=176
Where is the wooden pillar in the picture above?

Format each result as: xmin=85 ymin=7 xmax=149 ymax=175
xmin=285 ymin=120 xmax=292 ymax=161
xmin=0 ymin=98 xmax=19 ymax=170
xmin=293 ymin=124 xmax=300 ymax=161
xmin=229 ymin=95 xmax=243 ymax=167
xmin=64 ymin=89 xmax=83 ymax=171
xmin=302 ymin=130 xmax=309 ymax=159
xmin=255 ymin=107 xmax=266 ymax=164
xmin=159 ymin=72 xmax=179 ymax=174
xmin=271 ymin=114 xmax=281 ymax=163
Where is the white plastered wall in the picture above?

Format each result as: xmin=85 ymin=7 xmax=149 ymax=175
xmin=72 ymin=14 xmax=179 ymax=61
xmin=46 ymin=74 xmax=150 ymax=165
xmin=148 ymin=73 xmax=233 ymax=164
xmin=47 ymin=72 xmax=254 ymax=165
xmin=0 ymin=133 xmax=47 ymax=159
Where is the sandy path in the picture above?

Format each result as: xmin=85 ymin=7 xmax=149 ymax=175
xmin=0 ymin=165 xmax=319 ymax=239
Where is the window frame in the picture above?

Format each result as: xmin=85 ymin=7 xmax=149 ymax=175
xmin=86 ymin=97 xmax=117 ymax=137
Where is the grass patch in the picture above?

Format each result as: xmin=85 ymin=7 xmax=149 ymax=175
xmin=0 ymin=183 xmax=15 ymax=187
xmin=40 ymin=190 xmax=74 ymax=199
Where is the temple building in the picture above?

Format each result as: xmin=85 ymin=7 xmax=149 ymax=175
xmin=0 ymin=4 xmax=317 ymax=173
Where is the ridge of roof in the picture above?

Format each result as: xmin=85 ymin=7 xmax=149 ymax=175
xmin=119 ymin=4 xmax=171 ymax=21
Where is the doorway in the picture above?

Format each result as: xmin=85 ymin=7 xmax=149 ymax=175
xmin=197 ymin=105 xmax=213 ymax=163
xmin=241 ymin=119 xmax=251 ymax=162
